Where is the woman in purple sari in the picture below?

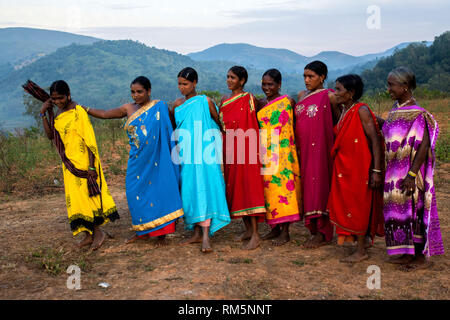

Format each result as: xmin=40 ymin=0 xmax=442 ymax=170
xmin=294 ymin=61 xmax=335 ymax=248
xmin=383 ymin=67 xmax=444 ymax=271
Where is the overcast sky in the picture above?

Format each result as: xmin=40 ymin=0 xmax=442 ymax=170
xmin=1 ymin=0 xmax=449 ymax=56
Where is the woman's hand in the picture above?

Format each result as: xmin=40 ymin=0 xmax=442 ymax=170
xmin=88 ymin=168 xmax=98 ymax=180
xmin=370 ymin=171 xmax=382 ymax=189
xmin=41 ymin=99 xmax=53 ymax=114
xmin=401 ymin=175 xmax=416 ymax=196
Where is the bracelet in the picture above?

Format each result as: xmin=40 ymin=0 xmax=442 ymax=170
xmin=86 ymin=107 xmax=90 ymax=113
xmin=372 ymin=169 xmax=382 ymax=173
xmin=88 ymin=167 xmax=96 ymax=171
xmin=407 ymin=170 xmax=417 ymax=178
xmin=39 ymin=113 xmax=46 ymax=118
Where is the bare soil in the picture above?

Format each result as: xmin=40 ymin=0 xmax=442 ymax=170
xmin=0 ymin=164 xmax=449 ymax=300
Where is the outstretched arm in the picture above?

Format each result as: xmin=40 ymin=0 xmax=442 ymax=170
xmin=359 ymin=106 xmax=382 ymax=189
xmin=85 ymin=103 xmax=130 ymax=119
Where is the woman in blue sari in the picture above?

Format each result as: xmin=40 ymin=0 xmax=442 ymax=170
xmin=85 ymin=76 xmax=184 ymax=247
xmin=172 ymin=67 xmax=230 ymax=253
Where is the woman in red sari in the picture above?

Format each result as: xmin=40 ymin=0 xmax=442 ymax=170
xmin=219 ymin=66 xmax=266 ymax=250
xmin=294 ymin=61 xmax=335 ymax=248
xmin=327 ymin=74 xmax=384 ymax=263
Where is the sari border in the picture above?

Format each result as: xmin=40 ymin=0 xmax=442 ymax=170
xmin=132 ymin=208 xmax=184 ymax=231
xmin=298 ymin=88 xmax=328 ymax=103
xmin=221 ymin=92 xmax=248 ymax=108
xmin=304 ymin=210 xmax=329 ymax=217
xmin=124 ymin=100 xmax=160 ymax=130
xmin=267 ymin=214 xmax=301 ymax=226
xmin=259 ymin=95 xmax=289 ymax=113
xmin=330 ymin=218 xmax=367 ymax=236
xmin=174 ymin=95 xmax=203 ymax=114
xmin=231 ymin=206 xmax=266 ymax=217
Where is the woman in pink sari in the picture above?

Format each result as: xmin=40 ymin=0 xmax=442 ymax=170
xmin=294 ymin=61 xmax=335 ymax=248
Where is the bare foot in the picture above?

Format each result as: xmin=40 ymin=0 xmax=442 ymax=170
xmin=262 ymin=226 xmax=281 ymax=240
xmin=340 ymin=250 xmax=369 ymax=263
xmin=234 ymin=230 xmax=252 ymax=242
xmin=303 ymin=233 xmax=326 ymax=249
xmin=272 ymin=232 xmax=290 ymax=246
xmin=154 ymin=236 xmax=168 ymax=248
xmin=243 ymin=234 xmax=261 ymax=250
xmin=364 ymin=237 xmax=373 ymax=249
xmin=76 ymin=232 xmax=93 ymax=248
xmin=90 ymin=229 xmax=106 ymax=251
xmin=180 ymin=234 xmax=202 ymax=245
xmin=125 ymin=233 xmax=150 ymax=244
xmin=201 ymin=238 xmax=213 ymax=253
xmin=387 ymin=254 xmax=414 ymax=264
xmin=398 ymin=255 xmax=433 ymax=272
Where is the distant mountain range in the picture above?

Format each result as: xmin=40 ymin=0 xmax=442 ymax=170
xmin=188 ymin=42 xmax=432 ymax=74
xmin=0 ymin=27 xmax=444 ymax=130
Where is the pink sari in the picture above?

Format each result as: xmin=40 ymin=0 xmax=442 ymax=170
xmin=294 ymin=89 xmax=334 ymax=241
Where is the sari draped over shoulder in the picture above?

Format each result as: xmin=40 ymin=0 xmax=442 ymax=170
xmin=219 ymin=92 xmax=266 ymax=220
xmin=382 ymin=105 xmax=444 ymax=257
xmin=257 ymin=95 xmax=302 ymax=226
xmin=294 ymin=89 xmax=334 ymax=241
xmin=328 ymin=103 xmax=385 ymax=242
xmin=54 ymin=105 xmax=119 ymax=236
xmin=173 ymin=95 xmax=230 ymax=235
xmin=124 ymin=100 xmax=183 ymax=237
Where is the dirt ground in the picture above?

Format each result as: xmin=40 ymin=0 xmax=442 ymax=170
xmin=0 ymin=164 xmax=448 ymax=301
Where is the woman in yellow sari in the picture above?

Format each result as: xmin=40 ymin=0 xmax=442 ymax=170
xmin=39 ymin=80 xmax=119 ymax=250
xmin=257 ymin=69 xmax=302 ymax=246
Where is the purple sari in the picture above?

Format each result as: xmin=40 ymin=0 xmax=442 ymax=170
xmin=294 ymin=89 xmax=334 ymax=241
xmin=382 ymin=105 xmax=444 ymax=257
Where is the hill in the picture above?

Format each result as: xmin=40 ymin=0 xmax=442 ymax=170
xmin=0 ymin=27 xmax=100 ymax=81
xmin=0 ymin=40 xmax=301 ymax=130
xmin=361 ymin=31 xmax=450 ymax=93
xmin=188 ymin=42 xmax=433 ymax=74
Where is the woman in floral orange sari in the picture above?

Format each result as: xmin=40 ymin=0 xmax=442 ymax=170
xmin=257 ymin=69 xmax=302 ymax=246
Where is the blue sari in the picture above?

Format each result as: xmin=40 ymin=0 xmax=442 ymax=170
xmin=124 ymin=100 xmax=184 ymax=236
xmin=173 ymin=95 xmax=230 ymax=235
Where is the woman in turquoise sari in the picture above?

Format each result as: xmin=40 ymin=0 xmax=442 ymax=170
xmin=172 ymin=67 xmax=230 ymax=253
xmin=85 ymin=76 xmax=184 ymax=247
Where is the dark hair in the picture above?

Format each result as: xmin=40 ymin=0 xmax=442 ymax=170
xmin=388 ymin=67 xmax=416 ymax=90
xmin=50 ymin=80 xmax=70 ymax=96
xmin=229 ymin=66 xmax=248 ymax=85
xmin=336 ymin=74 xmax=364 ymax=101
xmin=304 ymin=60 xmax=328 ymax=80
xmin=263 ymin=68 xmax=282 ymax=84
xmin=178 ymin=67 xmax=198 ymax=83
xmin=131 ymin=76 xmax=151 ymax=91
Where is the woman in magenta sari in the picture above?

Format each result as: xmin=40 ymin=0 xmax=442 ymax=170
xmin=383 ymin=67 xmax=444 ymax=271
xmin=294 ymin=61 xmax=335 ymax=248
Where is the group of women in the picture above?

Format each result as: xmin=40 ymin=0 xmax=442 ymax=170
xmin=38 ymin=60 xmax=444 ymax=270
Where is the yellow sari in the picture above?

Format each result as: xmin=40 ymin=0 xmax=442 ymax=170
xmin=257 ymin=95 xmax=302 ymax=226
xmin=54 ymin=105 xmax=119 ymax=236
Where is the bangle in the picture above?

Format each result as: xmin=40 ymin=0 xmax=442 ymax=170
xmin=407 ymin=170 xmax=417 ymax=178
xmin=372 ymin=169 xmax=382 ymax=173
xmin=86 ymin=107 xmax=90 ymax=113
xmin=88 ymin=167 xmax=96 ymax=171
xmin=39 ymin=113 xmax=46 ymax=118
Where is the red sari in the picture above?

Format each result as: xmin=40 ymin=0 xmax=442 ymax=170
xmin=328 ymin=103 xmax=384 ymax=243
xmin=219 ymin=92 xmax=266 ymax=220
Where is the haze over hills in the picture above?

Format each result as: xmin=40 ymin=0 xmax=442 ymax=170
xmin=0 ymin=28 xmax=100 ymax=79
xmin=0 ymin=27 xmax=446 ymax=131
xmin=188 ymin=41 xmax=433 ymax=73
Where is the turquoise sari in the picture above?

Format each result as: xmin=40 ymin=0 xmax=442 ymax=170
xmin=124 ymin=100 xmax=184 ymax=236
xmin=173 ymin=95 xmax=230 ymax=235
